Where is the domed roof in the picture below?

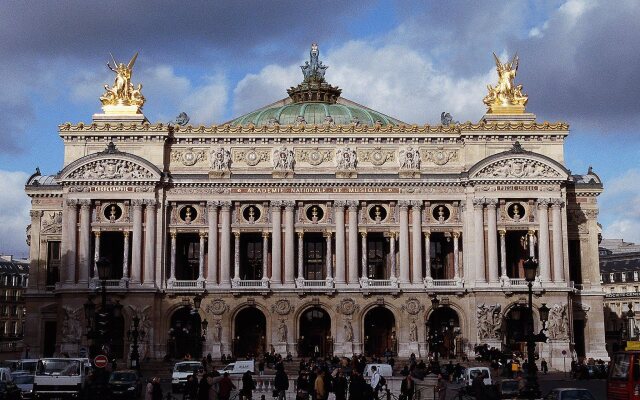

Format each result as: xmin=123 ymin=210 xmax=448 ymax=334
xmin=227 ymin=44 xmax=405 ymax=127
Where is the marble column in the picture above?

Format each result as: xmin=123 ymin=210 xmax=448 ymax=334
xmin=63 ymin=199 xmax=78 ymax=284
xmin=360 ymin=232 xmax=367 ymax=279
xmin=297 ymin=231 xmax=304 ymax=279
xmin=398 ymin=201 xmax=410 ymax=283
xmin=528 ymin=230 xmax=536 ymax=258
xmin=390 ymin=233 xmax=397 ymax=279
xmin=486 ymin=199 xmax=499 ymax=283
xmin=143 ymin=200 xmax=156 ymax=285
xmin=169 ymin=232 xmax=177 ymax=281
xmin=263 ymin=231 xmax=270 ymax=280
xmin=198 ymin=232 xmax=206 ymax=281
xmin=270 ymin=201 xmax=282 ymax=284
xmin=130 ymin=200 xmax=143 ymax=284
xmin=537 ymin=199 xmax=551 ymax=282
xmin=499 ymin=230 xmax=507 ymax=279
xmin=348 ymin=202 xmax=359 ymax=284
xmin=424 ymin=232 xmax=431 ymax=280
xmin=411 ymin=201 xmax=423 ymax=284
xmin=284 ymin=202 xmax=295 ymax=284
xmin=93 ymin=231 xmax=101 ymax=278
xmin=325 ymin=231 xmax=333 ymax=280
xmin=453 ymin=232 xmax=460 ymax=280
xmin=551 ymin=200 xmax=565 ymax=282
xmin=220 ymin=201 xmax=232 ymax=286
xmin=207 ymin=201 xmax=219 ymax=285
xmin=334 ymin=202 xmax=346 ymax=284
xmin=122 ymin=231 xmax=130 ymax=279
xmin=233 ymin=232 xmax=240 ymax=279
xmin=473 ymin=198 xmax=486 ymax=283
xmin=78 ymin=200 xmax=91 ymax=284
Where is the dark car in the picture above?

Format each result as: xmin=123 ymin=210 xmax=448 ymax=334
xmin=108 ymin=370 xmax=143 ymax=398
xmin=497 ymin=379 xmax=520 ymax=399
xmin=12 ymin=371 xmax=34 ymax=399
xmin=0 ymin=380 xmax=22 ymax=400
xmin=543 ymin=388 xmax=596 ymax=400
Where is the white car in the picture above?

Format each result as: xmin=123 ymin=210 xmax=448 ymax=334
xmin=171 ymin=361 xmax=203 ymax=393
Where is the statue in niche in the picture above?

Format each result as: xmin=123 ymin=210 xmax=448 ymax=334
xmin=278 ymin=319 xmax=288 ymax=343
xmin=213 ymin=320 xmax=222 ymax=342
xmin=344 ymin=320 xmax=354 ymax=342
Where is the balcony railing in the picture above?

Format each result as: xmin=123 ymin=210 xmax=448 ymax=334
xmin=89 ymin=279 xmax=129 ymax=289
xmin=423 ymin=277 xmax=464 ymax=289
xmin=360 ymin=277 xmax=399 ymax=289
xmin=166 ymin=279 xmax=205 ymax=290
xmin=231 ymin=278 xmax=269 ymax=290
xmin=295 ymin=278 xmax=334 ymax=290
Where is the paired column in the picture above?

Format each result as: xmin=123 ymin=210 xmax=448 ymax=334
xmin=528 ymin=230 xmax=536 ymax=258
xmin=198 ymin=232 xmax=206 ymax=281
xmin=207 ymin=201 xmax=219 ymax=285
xmin=334 ymin=202 xmax=346 ymax=284
xmin=499 ymin=230 xmax=507 ymax=279
xmin=486 ymin=199 xmax=499 ymax=283
xmin=122 ymin=232 xmax=130 ymax=280
xmin=169 ymin=232 xmax=177 ymax=281
xmin=325 ymin=231 xmax=333 ymax=280
xmin=389 ymin=233 xmax=397 ymax=279
xmin=473 ymin=198 xmax=486 ymax=283
xmin=424 ymin=232 xmax=431 ymax=280
xmin=220 ymin=201 xmax=232 ymax=286
xmin=143 ymin=200 xmax=157 ymax=285
xmin=360 ymin=232 xmax=368 ymax=279
xmin=233 ymin=232 xmax=240 ymax=279
xmin=348 ymin=202 xmax=359 ymax=284
xmin=551 ymin=200 xmax=565 ymax=282
xmin=263 ymin=232 xmax=270 ymax=280
xmin=93 ymin=231 xmax=101 ymax=278
xmin=78 ymin=200 xmax=91 ymax=284
xmin=411 ymin=201 xmax=423 ymax=284
xmin=63 ymin=199 xmax=78 ymax=284
xmin=297 ymin=231 xmax=304 ymax=279
xmin=537 ymin=199 xmax=551 ymax=282
xmin=130 ymin=200 xmax=143 ymax=284
xmin=453 ymin=232 xmax=460 ymax=280
xmin=284 ymin=202 xmax=295 ymax=284
xmin=398 ymin=201 xmax=410 ymax=283
xmin=270 ymin=202 xmax=282 ymax=284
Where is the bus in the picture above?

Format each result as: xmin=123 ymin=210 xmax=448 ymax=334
xmin=608 ymin=351 xmax=640 ymax=400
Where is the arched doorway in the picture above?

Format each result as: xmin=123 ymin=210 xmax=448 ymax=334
xmin=234 ymin=308 xmax=266 ymax=358
xmin=364 ymin=307 xmax=395 ymax=357
xmin=503 ymin=305 xmax=534 ymax=356
xmin=299 ymin=307 xmax=331 ymax=357
xmin=168 ymin=307 xmax=202 ymax=359
xmin=427 ymin=307 xmax=460 ymax=359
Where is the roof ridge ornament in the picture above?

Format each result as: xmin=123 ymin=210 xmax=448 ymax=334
xmin=287 ymin=43 xmax=342 ymax=104
xmin=483 ymin=53 xmax=528 ymax=115
xmin=511 ymin=141 xmax=525 ymax=153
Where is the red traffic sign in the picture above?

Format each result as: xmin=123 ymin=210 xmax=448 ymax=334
xmin=94 ymin=355 xmax=109 ymax=368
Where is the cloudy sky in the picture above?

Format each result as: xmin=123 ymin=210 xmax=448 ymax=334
xmin=1 ymin=0 xmax=639 ymax=256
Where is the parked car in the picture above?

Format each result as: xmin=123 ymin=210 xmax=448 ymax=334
xmin=497 ymin=379 xmax=520 ymax=399
xmin=108 ymin=370 xmax=143 ymax=399
xmin=171 ymin=361 xmax=203 ymax=393
xmin=0 ymin=370 xmax=21 ymax=400
xmin=542 ymin=388 xmax=596 ymax=400
xmin=11 ymin=371 xmax=34 ymax=399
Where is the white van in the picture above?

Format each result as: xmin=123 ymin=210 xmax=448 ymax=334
xmin=217 ymin=360 xmax=255 ymax=375
xmin=363 ymin=363 xmax=393 ymax=378
xmin=171 ymin=361 xmax=203 ymax=393
xmin=33 ymin=358 xmax=91 ymax=399
xmin=464 ymin=367 xmax=492 ymax=386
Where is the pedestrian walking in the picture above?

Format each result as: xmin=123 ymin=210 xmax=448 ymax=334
xmin=218 ymin=372 xmax=236 ymax=400
xmin=399 ymin=372 xmax=414 ymax=400
xmin=151 ymin=377 xmax=163 ymax=400
xmin=241 ymin=370 xmax=256 ymax=400
xmin=274 ymin=364 xmax=289 ymax=400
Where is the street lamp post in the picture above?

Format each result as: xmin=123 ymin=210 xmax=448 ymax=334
xmin=128 ymin=315 xmax=142 ymax=369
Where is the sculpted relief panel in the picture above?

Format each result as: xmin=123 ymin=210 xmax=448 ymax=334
xmin=475 ymin=158 xmax=562 ymax=179
xmin=66 ymin=159 xmax=156 ymax=180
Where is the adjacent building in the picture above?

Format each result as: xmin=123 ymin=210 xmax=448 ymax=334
xmin=23 ymin=45 xmax=608 ymax=367
xmin=0 ymin=255 xmax=29 ymax=358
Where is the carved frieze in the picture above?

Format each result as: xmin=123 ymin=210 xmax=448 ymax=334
xmin=171 ymin=148 xmax=207 ymax=166
xmin=357 ymin=148 xmax=394 ymax=166
xmin=295 ymin=148 xmax=333 ymax=166
xmin=67 ymin=159 xmax=155 ymax=180
xmin=547 ymin=304 xmax=569 ymax=340
xmin=336 ymin=147 xmax=357 ymax=170
xmin=402 ymin=297 xmax=424 ymax=315
xmin=477 ymin=303 xmax=502 ymax=340
xmin=399 ymin=147 xmax=421 ymax=170
xmin=233 ymin=148 xmax=270 ymax=166
xmin=210 ymin=147 xmax=231 ymax=171
xmin=336 ymin=298 xmax=359 ymax=315
xmin=272 ymin=146 xmax=295 ymax=171
xmin=41 ymin=211 xmax=63 ymax=234
xmin=206 ymin=299 xmax=228 ymax=315
xmin=271 ymin=299 xmax=293 ymax=316
xmin=475 ymin=158 xmax=561 ymax=179
xmin=421 ymin=148 xmax=457 ymax=166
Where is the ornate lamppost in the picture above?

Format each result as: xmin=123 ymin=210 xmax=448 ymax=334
xmin=521 ymin=257 xmax=550 ymax=399
xmin=128 ymin=315 xmax=146 ymax=370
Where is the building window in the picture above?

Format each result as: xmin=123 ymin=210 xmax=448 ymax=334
xmin=429 ymin=232 xmax=455 ymax=279
xmin=46 ymin=241 xmax=61 ymax=286
xmin=175 ymin=233 xmax=200 ymax=280
xmin=622 ymin=273 xmax=627 ymax=282
xmin=304 ymin=233 xmax=325 ymax=280
xmin=635 ymin=286 xmax=639 ymax=293
xmin=610 ymin=273 xmax=615 ymax=283
xmin=367 ymin=233 xmax=388 ymax=279
xmin=635 ymin=271 xmax=639 ymax=281
xmin=240 ymin=233 xmax=263 ymax=280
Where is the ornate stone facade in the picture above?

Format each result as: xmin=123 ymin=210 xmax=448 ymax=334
xmin=23 ymin=46 xmax=608 ymax=367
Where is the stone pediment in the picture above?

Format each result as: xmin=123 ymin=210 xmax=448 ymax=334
xmin=469 ymin=142 xmax=569 ymax=181
xmin=59 ymin=142 xmax=162 ymax=184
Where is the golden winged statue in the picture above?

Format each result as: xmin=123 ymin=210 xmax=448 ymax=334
xmin=100 ymin=52 xmax=145 ymax=111
xmin=483 ymin=53 xmax=528 ymax=114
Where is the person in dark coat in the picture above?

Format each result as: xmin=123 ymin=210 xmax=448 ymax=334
xmin=333 ymin=369 xmax=348 ymax=400
xmin=348 ymin=370 xmax=368 ymax=400
xmin=199 ymin=374 xmax=211 ymax=400
xmin=151 ymin=377 xmax=163 ymax=400
xmin=274 ymin=364 xmax=289 ymax=400
xmin=400 ymin=372 xmax=415 ymax=400
xmin=471 ymin=373 xmax=486 ymax=400
xmin=241 ymin=370 xmax=256 ymax=400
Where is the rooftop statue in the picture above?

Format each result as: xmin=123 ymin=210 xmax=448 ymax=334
xmin=301 ymin=43 xmax=328 ymax=83
xmin=483 ymin=53 xmax=528 ymax=114
xmin=100 ymin=52 xmax=145 ymax=111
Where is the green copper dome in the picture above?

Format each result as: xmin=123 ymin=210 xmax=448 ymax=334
xmin=226 ymin=44 xmax=405 ymax=127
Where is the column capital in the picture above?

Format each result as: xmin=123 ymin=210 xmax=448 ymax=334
xmin=220 ymin=201 xmax=232 ymax=210
xmin=485 ymin=198 xmax=498 ymax=208
xmin=347 ymin=200 xmax=359 ymax=209
xmin=207 ymin=200 xmax=220 ymax=210
xmin=263 ymin=231 xmax=271 ymax=238
xmin=132 ymin=199 xmax=145 ymax=208
xmin=333 ymin=200 xmax=347 ymax=208
xmin=199 ymin=231 xmax=207 ymax=238
xmin=283 ymin=200 xmax=296 ymax=210
xmin=170 ymin=231 xmax=177 ymax=238
xmin=551 ymin=199 xmax=565 ymax=208
xmin=452 ymin=231 xmax=460 ymax=238
xmin=123 ymin=231 xmax=130 ymax=238
xmin=472 ymin=198 xmax=485 ymax=208
xmin=94 ymin=230 xmax=101 ymax=237
xmin=29 ymin=210 xmax=42 ymax=219
xmin=398 ymin=200 xmax=410 ymax=209
xmin=498 ymin=229 xmax=506 ymax=236
xmin=423 ymin=231 xmax=431 ymax=238
xmin=144 ymin=199 xmax=157 ymax=207
xmin=410 ymin=200 xmax=422 ymax=208
xmin=360 ymin=231 xmax=367 ymax=238
xmin=527 ymin=229 xmax=536 ymax=236
xmin=66 ymin=198 xmax=79 ymax=207
xmin=270 ymin=200 xmax=283 ymax=209
xmin=297 ymin=231 xmax=304 ymax=239
xmin=324 ymin=230 xmax=333 ymax=238
xmin=389 ymin=231 xmax=398 ymax=239
xmin=536 ymin=198 xmax=551 ymax=207
xmin=79 ymin=199 xmax=92 ymax=208
xmin=233 ymin=231 xmax=241 ymax=238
